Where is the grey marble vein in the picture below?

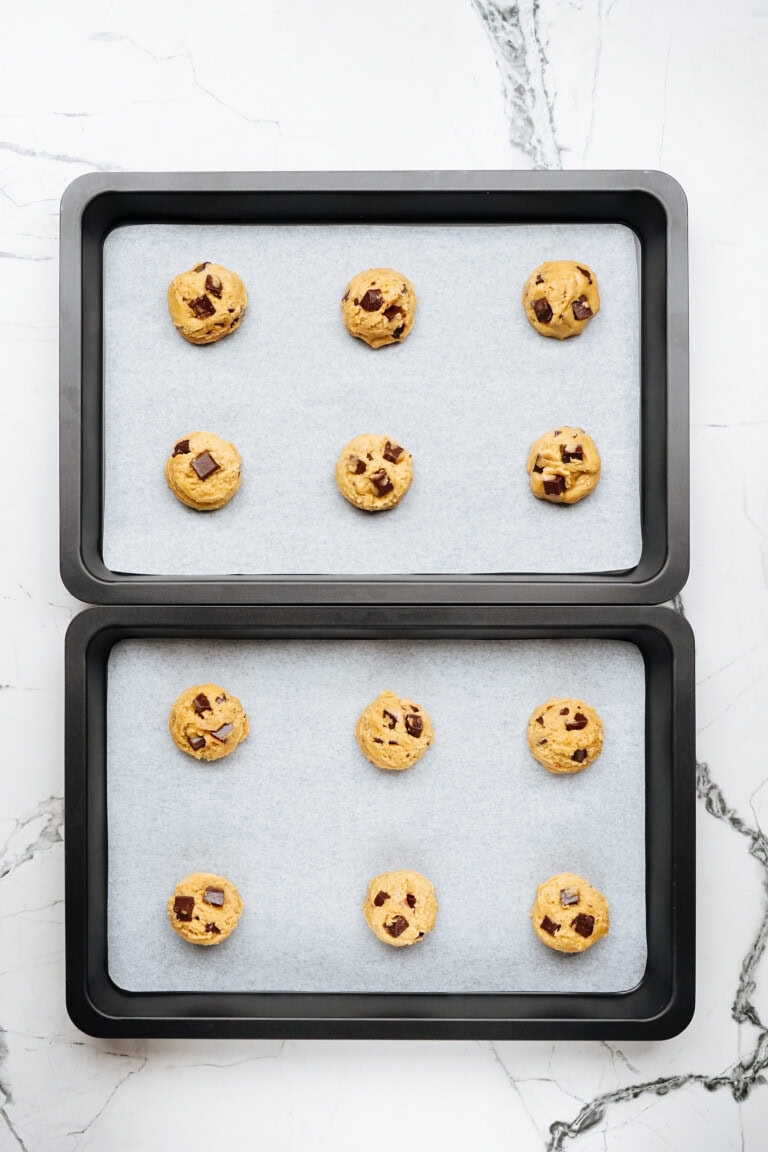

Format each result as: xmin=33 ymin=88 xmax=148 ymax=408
xmin=0 ymin=140 xmax=114 ymax=172
xmin=0 ymin=1037 xmax=28 ymax=1152
xmin=0 ymin=797 xmax=64 ymax=881
xmin=470 ymin=0 xmax=561 ymax=167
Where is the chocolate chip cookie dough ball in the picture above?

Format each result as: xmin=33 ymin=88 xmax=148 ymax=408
xmin=169 ymin=683 xmax=249 ymax=761
xmin=336 ymin=434 xmax=413 ymax=511
xmin=527 ymin=698 xmax=604 ymax=774
xmin=527 ymin=426 xmax=600 ymax=504
xmin=167 ymin=261 xmax=247 ymax=344
xmin=363 ymin=870 xmax=438 ymax=946
xmin=531 ymin=872 xmax=609 ymax=953
xmin=522 ymin=261 xmax=599 ymax=339
xmin=341 ymin=268 xmax=416 ymax=348
xmin=356 ymin=690 xmax=434 ymax=770
xmin=165 ymin=432 xmax=242 ymax=511
xmin=168 ymin=872 xmax=243 ymax=945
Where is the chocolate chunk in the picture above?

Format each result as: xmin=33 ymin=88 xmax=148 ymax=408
xmin=537 ymin=738 xmax=547 ymax=745
xmin=383 ymin=441 xmax=404 ymax=464
xmin=536 ymin=715 xmax=544 ymax=726
xmin=210 ymin=722 xmax=234 ymax=742
xmin=193 ymin=693 xmax=212 ymax=716
xmin=205 ymin=273 xmax=223 ymax=298
xmin=353 ymin=297 xmax=359 ymax=306
xmin=571 ymin=748 xmax=588 ymax=763
xmin=540 ymin=915 xmax=560 ymax=936
xmin=373 ymin=737 xmax=383 ymax=744
xmin=532 ymin=297 xmax=553 ymax=323
xmin=204 ymin=886 xmax=225 ymax=906
xmin=405 ymin=893 xmax=416 ymax=909
xmin=342 ymin=291 xmax=349 ymax=302
xmin=205 ymin=923 xmax=221 ymax=934
xmin=576 ymin=266 xmax=592 ymax=284
xmin=572 ymin=913 xmax=595 ymax=938
xmin=405 ymin=713 xmax=423 ymax=738
xmin=565 ymin=713 xmax=588 ymax=731
xmin=173 ymin=895 xmax=195 ymax=922
xmin=543 ymin=475 xmax=566 ymax=496
xmin=189 ymin=294 xmax=216 ymax=318
xmin=215 ymin=695 xmax=227 ymax=704
xmin=366 ymin=452 xmax=373 ymax=461
xmin=409 ymin=705 xmax=419 ymax=712
xmin=373 ymin=891 xmax=389 ymax=906
xmin=173 ymin=439 xmax=190 ymax=456
xmin=187 ymin=733 xmax=206 ymax=751
xmin=572 ymin=296 xmax=593 ymax=321
xmin=370 ymin=469 xmax=394 ymax=496
xmin=560 ymin=707 xmax=569 ymax=715
xmin=560 ymin=887 xmax=579 ymax=907
xmin=535 ymin=274 xmax=544 ymax=284
xmin=347 ymin=455 xmax=366 ymax=475
xmin=194 ymin=262 xmax=209 ymax=272
xmin=382 ymin=710 xmax=397 ymax=729
xmin=417 ymin=931 xmax=425 ymax=938
xmin=402 ymin=284 xmax=408 ymax=293
xmin=388 ymin=740 xmax=398 ymax=745
xmin=393 ymin=325 xmax=405 ymax=338
xmin=553 ymin=431 xmax=561 ymax=437
xmin=384 ymin=914 xmax=409 ymax=938
xmin=561 ymin=444 xmax=584 ymax=463
xmin=359 ymin=288 xmax=383 ymax=311
xmin=532 ymin=456 xmax=545 ymax=474
xmin=191 ymin=451 xmax=220 ymax=481
xmin=383 ymin=305 xmax=403 ymax=321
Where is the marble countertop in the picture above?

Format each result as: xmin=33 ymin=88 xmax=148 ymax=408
xmin=2 ymin=0 xmax=767 ymax=1147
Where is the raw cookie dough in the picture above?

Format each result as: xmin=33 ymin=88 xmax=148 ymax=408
xmin=336 ymin=434 xmax=413 ymax=512
xmin=165 ymin=431 xmax=242 ymax=511
xmin=169 ymin=683 xmax=250 ymax=761
xmin=527 ymin=697 xmax=604 ymax=774
xmin=341 ymin=268 xmax=416 ymax=348
xmin=530 ymin=872 xmax=609 ymax=953
xmin=167 ymin=872 xmax=243 ymax=945
xmin=527 ymin=426 xmax=601 ymax=504
xmin=522 ymin=260 xmax=599 ymax=339
xmin=167 ymin=261 xmax=247 ymax=344
xmin=356 ymin=690 xmax=434 ymax=770
xmin=363 ymin=870 xmax=438 ymax=946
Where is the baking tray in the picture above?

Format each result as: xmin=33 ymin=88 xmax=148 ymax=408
xmin=59 ymin=170 xmax=689 ymax=605
xmin=64 ymin=604 xmax=695 ymax=1039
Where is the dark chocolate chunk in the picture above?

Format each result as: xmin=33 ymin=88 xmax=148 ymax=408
xmin=172 ymin=439 xmax=190 ymax=457
xmin=383 ymin=441 xmax=404 ymax=464
xmin=535 ymin=274 xmax=544 ymax=284
xmin=405 ymin=893 xmax=416 ymax=909
xmin=359 ymin=288 xmax=383 ymax=311
xmin=348 ymin=455 xmax=366 ymax=475
xmin=532 ymin=297 xmax=553 ymax=323
xmin=353 ymin=297 xmax=359 ymax=306
xmin=194 ymin=262 xmax=209 ymax=272
xmin=571 ymin=748 xmax=588 ymax=763
xmin=370 ymin=469 xmax=394 ymax=496
xmin=388 ymin=740 xmax=398 ymax=745
xmin=382 ymin=710 xmax=397 ymax=729
xmin=409 ymin=705 xmax=419 ymax=712
xmin=204 ymin=886 xmax=225 ymax=906
xmin=393 ymin=325 xmax=405 ymax=338
xmin=205 ymin=273 xmax=223 ymax=298
xmin=565 ymin=713 xmax=588 ymax=731
xmin=560 ymin=707 xmax=570 ymax=715
xmin=543 ymin=475 xmax=566 ymax=496
xmin=366 ymin=452 xmax=373 ymax=461
xmin=561 ymin=444 xmax=584 ymax=463
xmin=193 ymin=693 xmax=212 ymax=716
xmin=384 ymin=914 xmax=409 ymax=938
xmin=405 ymin=713 xmax=423 ymax=738
xmin=572 ymin=296 xmax=593 ymax=321
xmin=536 ymin=715 xmax=544 ymax=726
xmin=383 ymin=305 xmax=403 ymax=321
xmin=576 ymin=266 xmax=592 ymax=284
xmin=342 ymin=290 xmax=349 ymax=302
xmin=537 ymin=738 xmax=548 ymax=745
xmin=205 ymin=922 xmax=221 ymax=934
xmin=187 ymin=733 xmax=206 ymax=751
xmin=553 ymin=431 xmax=561 ymax=436
xmin=572 ymin=913 xmax=595 ymax=938
xmin=210 ymin=722 xmax=234 ymax=742
xmin=540 ymin=915 xmax=560 ymax=936
xmin=532 ymin=457 xmax=545 ymax=473
xmin=402 ymin=284 xmax=408 ymax=293
xmin=191 ymin=451 xmax=221 ymax=481
xmin=173 ymin=895 xmax=195 ymax=921
xmin=189 ymin=294 xmax=216 ymax=318
xmin=373 ymin=737 xmax=384 ymax=744
xmin=560 ymin=887 xmax=579 ymax=907
xmin=215 ymin=695 xmax=227 ymax=704
xmin=373 ymin=890 xmax=389 ymax=906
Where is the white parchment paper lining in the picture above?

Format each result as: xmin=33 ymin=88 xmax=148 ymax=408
xmin=107 ymin=638 xmax=647 ymax=994
xmin=102 ymin=223 xmax=641 ymax=575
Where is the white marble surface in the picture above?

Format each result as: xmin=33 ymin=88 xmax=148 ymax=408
xmin=1 ymin=0 xmax=767 ymax=1147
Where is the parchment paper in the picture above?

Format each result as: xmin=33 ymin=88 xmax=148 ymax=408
xmin=102 ymin=223 xmax=641 ymax=575
xmin=107 ymin=638 xmax=646 ymax=994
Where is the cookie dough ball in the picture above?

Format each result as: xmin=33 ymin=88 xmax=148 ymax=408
xmin=341 ymin=268 xmax=416 ymax=348
xmin=531 ymin=872 xmax=609 ymax=953
xmin=165 ymin=431 xmax=242 ymax=511
xmin=363 ymin=870 xmax=438 ymax=946
xmin=356 ymin=690 xmax=434 ymax=770
xmin=527 ymin=697 xmax=603 ymax=774
xmin=169 ymin=683 xmax=249 ymax=761
xmin=336 ymin=434 xmax=413 ymax=512
xmin=167 ymin=261 xmax=247 ymax=344
xmin=522 ymin=261 xmax=599 ymax=339
xmin=168 ymin=872 xmax=243 ymax=945
xmin=527 ymin=426 xmax=600 ymax=504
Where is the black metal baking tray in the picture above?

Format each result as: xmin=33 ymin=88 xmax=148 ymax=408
xmin=59 ymin=170 xmax=688 ymax=605
xmin=65 ymin=604 xmax=694 ymax=1039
